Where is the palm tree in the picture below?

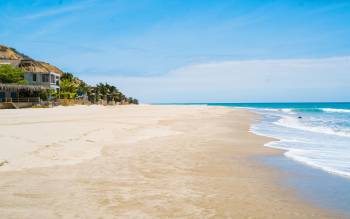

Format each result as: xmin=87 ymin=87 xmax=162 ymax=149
xmin=59 ymin=74 xmax=139 ymax=105
xmin=96 ymin=83 xmax=108 ymax=101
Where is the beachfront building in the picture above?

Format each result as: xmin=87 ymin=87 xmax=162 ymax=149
xmin=0 ymin=83 xmax=47 ymax=108
xmin=20 ymin=59 xmax=61 ymax=92
xmin=0 ymin=45 xmax=64 ymax=108
xmin=0 ymin=57 xmax=62 ymax=90
xmin=0 ymin=43 xmax=63 ymax=91
xmin=0 ymin=58 xmax=62 ymax=106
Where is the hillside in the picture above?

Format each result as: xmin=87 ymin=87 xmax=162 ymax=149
xmin=0 ymin=44 xmax=63 ymax=75
xmin=0 ymin=45 xmax=23 ymax=60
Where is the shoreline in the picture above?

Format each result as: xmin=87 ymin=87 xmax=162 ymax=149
xmin=248 ymin=109 xmax=350 ymax=179
xmin=259 ymin=153 xmax=350 ymax=218
xmin=235 ymin=107 xmax=350 ymax=217
xmin=249 ymin=110 xmax=350 ymax=217
xmin=0 ymin=105 xmax=340 ymax=218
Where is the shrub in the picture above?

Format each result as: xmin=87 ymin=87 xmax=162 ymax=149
xmin=0 ymin=64 xmax=27 ymax=84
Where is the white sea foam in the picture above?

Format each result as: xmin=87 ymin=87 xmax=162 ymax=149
xmin=274 ymin=115 xmax=350 ymax=138
xmin=257 ymin=135 xmax=350 ymax=178
xmin=281 ymin=108 xmax=295 ymax=114
xmin=258 ymin=108 xmax=280 ymax=112
xmin=322 ymin=108 xmax=350 ymax=113
xmin=256 ymin=108 xmax=296 ymax=115
xmin=284 ymin=150 xmax=350 ymax=178
xmin=250 ymin=107 xmax=350 ymax=179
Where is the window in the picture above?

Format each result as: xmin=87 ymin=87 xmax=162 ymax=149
xmin=42 ymin=74 xmax=49 ymax=82
xmin=32 ymin=74 xmax=37 ymax=82
xmin=50 ymin=75 xmax=55 ymax=83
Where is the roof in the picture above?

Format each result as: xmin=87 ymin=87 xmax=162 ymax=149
xmin=0 ymin=83 xmax=48 ymax=91
xmin=38 ymin=61 xmax=64 ymax=75
xmin=15 ymin=59 xmax=63 ymax=75
xmin=18 ymin=59 xmax=51 ymax=74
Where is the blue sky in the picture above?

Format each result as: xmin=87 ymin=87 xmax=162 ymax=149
xmin=1 ymin=0 xmax=350 ymax=102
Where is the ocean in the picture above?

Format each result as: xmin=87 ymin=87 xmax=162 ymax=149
xmin=207 ymin=102 xmax=350 ymax=178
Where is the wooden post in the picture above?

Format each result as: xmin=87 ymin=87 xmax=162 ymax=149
xmin=17 ymin=88 xmax=19 ymax=103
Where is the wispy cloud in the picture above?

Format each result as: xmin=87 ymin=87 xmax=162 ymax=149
xmin=22 ymin=0 xmax=95 ymax=20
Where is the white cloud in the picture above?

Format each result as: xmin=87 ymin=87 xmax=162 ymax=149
xmin=83 ymin=56 xmax=350 ymax=103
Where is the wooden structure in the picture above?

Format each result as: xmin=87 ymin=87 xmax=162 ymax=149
xmin=0 ymin=83 xmax=47 ymax=103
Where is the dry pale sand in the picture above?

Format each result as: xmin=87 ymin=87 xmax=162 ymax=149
xmin=0 ymin=105 xmax=339 ymax=218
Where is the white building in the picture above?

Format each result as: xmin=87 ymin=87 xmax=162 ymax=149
xmin=0 ymin=59 xmax=62 ymax=92
xmin=19 ymin=59 xmax=62 ymax=92
xmin=23 ymin=68 xmax=60 ymax=92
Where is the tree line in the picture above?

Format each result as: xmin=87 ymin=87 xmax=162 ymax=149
xmin=59 ymin=72 xmax=138 ymax=104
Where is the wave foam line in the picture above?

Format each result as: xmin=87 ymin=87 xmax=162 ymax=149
xmin=274 ymin=116 xmax=350 ymax=138
xmin=322 ymin=108 xmax=350 ymax=113
xmin=251 ymin=129 xmax=350 ymax=178
xmin=284 ymin=150 xmax=350 ymax=178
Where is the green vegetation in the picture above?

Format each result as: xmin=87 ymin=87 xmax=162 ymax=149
xmin=0 ymin=64 xmax=27 ymax=84
xmin=59 ymin=72 xmax=81 ymax=99
xmin=59 ymin=72 xmax=138 ymax=104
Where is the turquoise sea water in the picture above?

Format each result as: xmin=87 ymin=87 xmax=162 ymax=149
xmin=206 ymin=102 xmax=350 ymax=178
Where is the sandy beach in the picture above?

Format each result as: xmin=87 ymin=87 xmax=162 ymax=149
xmin=0 ymin=105 xmax=339 ymax=218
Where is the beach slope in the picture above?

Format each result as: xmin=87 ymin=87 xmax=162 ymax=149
xmin=0 ymin=105 xmax=336 ymax=218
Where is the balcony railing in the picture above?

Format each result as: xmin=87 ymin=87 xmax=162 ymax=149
xmin=0 ymin=97 xmax=41 ymax=103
